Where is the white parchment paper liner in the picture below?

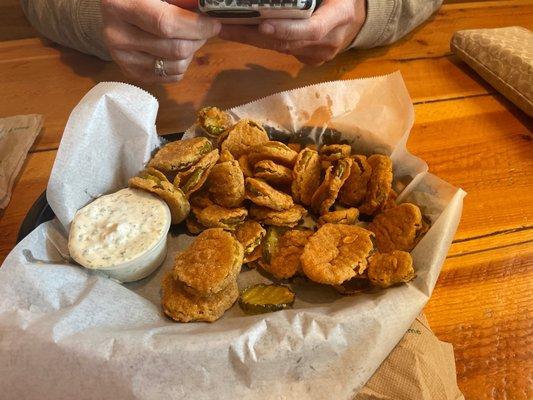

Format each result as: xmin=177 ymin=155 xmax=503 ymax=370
xmin=0 ymin=72 xmax=465 ymax=400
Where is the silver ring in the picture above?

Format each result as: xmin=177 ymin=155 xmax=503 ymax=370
xmin=154 ymin=58 xmax=167 ymax=78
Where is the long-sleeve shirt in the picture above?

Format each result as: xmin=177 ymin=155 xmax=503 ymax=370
xmin=19 ymin=0 xmax=443 ymax=61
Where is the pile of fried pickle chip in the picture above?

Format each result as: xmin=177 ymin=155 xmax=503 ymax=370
xmin=129 ymin=107 xmax=430 ymax=323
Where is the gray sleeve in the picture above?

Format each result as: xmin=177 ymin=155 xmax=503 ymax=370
xmin=350 ymin=0 xmax=443 ymax=49
xmin=20 ymin=0 xmax=111 ymax=60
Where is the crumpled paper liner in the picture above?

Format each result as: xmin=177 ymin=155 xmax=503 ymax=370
xmin=0 ymin=114 xmax=43 ymax=209
xmin=0 ymin=72 xmax=465 ymax=399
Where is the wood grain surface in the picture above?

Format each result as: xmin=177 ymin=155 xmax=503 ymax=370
xmin=0 ymin=1 xmax=532 ymax=399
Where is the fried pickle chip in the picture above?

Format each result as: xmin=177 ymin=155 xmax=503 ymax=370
xmin=263 ymin=229 xmax=313 ymax=279
xmin=368 ymin=203 xmax=423 ymax=253
xmin=249 ymin=204 xmax=307 ymax=227
xmin=239 ymin=284 xmax=295 ymax=314
xmin=173 ymin=228 xmax=244 ymax=297
xmin=382 ymin=189 xmax=398 ymax=211
xmin=247 ymin=141 xmax=298 ymax=167
xmin=129 ymin=167 xmax=190 ymax=224
xmin=218 ymin=150 xmax=235 ymax=163
xmin=317 ymin=208 xmax=359 ymax=227
xmin=287 ymin=143 xmax=302 ymax=153
xmin=148 ymin=137 xmax=212 ymax=173
xmin=234 ymin=220 xmax=266 ymax=255
xmin=367 ymin=251 xmax=414 ymax=288
xmin=414 ymin=215 xmax=431 ymax=246
xmin=197 ymin=107 xmax=232 ymax=138
xmin=161 ymin=273 xmax=238 ymax=322
xmin=339 ymin=155 xmax=372 ymax=207
xmin=261 ymin=226 xmax=283 ymax=265
xmin=221 ymin=119 xmax=269 ymax=159
xmin=178 ymin=149 xmax=219 ymax=197
xmin=245 ymin=177 xmax=294 ymax=211
xmin=244 ymin=244 xmax=262 ymax=264
xmin=359 ymin=155 xmax=393 ymax=215
xmin=185 ymin=214 xmax=207 ymax=235
xmin=189 ymin=189 xmax=214 ymax=209
xmin=237 ymin=154 xmax=254 ymax=178
xmin=310 ymin=157 xmax=353 ymax=215
xmin=207 ymin=160 xmax=245 ymax=208
xmin=319 ymin=144 xmax=352 ymax=161
xmin=194 ymin=204 xmax=248 ymax=230
xmin=253 ymin=160 xmax=293 ymax=186
xmin=301 ymin=224 xmax=375 ymax=285
xmin=334 ymin=275 xmax=372 ymax=295
xmin=291 ymin=148 xmax=321 ymax=206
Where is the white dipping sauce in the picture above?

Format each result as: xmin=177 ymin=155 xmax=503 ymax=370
xmin=68 ymin=188 xmax=171 ymax=281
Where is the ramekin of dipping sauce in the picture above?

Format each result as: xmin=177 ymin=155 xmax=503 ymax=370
xmin=68 ymin=188 xmax=171 ymax=282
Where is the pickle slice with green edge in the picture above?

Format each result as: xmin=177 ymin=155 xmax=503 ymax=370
xmin=262 ymin=226 xmax=282 ymax=264
xmin=239 ymin=284 xmax=295 ymax=315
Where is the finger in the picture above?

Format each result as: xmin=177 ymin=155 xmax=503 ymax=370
xmin=258 ymin=0 xmax=350 ymax=41
xmin=113 ymin=49 xmax=193 ymax=76
xmin=112 ymin=53 xmax=185 ymax=83
xmin=219 ymin=25 xmax=310 ymax=53
xmin=105 ymin=19 xmax=205 ymax=60
xmin=103 ymin=0 xmax=220 ymax=39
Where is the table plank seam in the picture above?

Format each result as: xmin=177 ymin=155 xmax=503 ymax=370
xmin=452 ymin=225 xmax=533 ymax=244
xmin=448 ymin=238 xmax=533 ymax=258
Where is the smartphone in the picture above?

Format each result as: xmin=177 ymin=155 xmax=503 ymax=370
xmin=198 ymin=0 xmax=321 ymax=24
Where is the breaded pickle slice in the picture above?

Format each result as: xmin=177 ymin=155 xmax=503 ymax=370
xmin=254 ymin=160 xmax=293 ymax=186
xmin=238 ymin=154 xmax=254 ymax=178
xmin=317 ymin=207 xmax=359 ymax=227
xmin=339 ymin=155 xmax=372 ymax=207
xmin=207 ymin=160 xmax=245 ymax=208
xmin=245 ymin=178 xmax=294 ymax=211
xmin=287 ymin=143 xmax=302 ymax=153
xmin=359 ymin=155 xmax=393 ymax=215
xmin=291 ymin=148 xmax=321 ymax=206
xmin=367 ymin=251 xmax=414 ymax=288
xmin=262 ymin=226 xmax=283 ymax=265
xmin=239 ymin=284 xmax=295 ymax=315
xmin=368 ymin=203 xmax=423 ymax=253
xmin=148 ymin=137 xmax=212 ymax=173
xmin=319 ymin=144 xmax=352 ymax=161
xmin=179 ymin=149 xmax=219 ymax=197
xmin=249 ymin=204 xmax=307 ymax=227
xmin=381 ymin=189 xmax=398 ymax=211
xmin=185 ymin=214 xmax=207 ymax=235
xmin=197 ymin=107 xmax=232 ymax=138
xmin=334 ymin=276 xmax=372 ymax=295
xmin=161 ymin=273 xmax=238 ymax=323
xmin=263 ymin=229 xmax=313 ymax=279
xmin=301 ymin=224 xmax=375 ymax=285
xmin=247 ymin=141 xmax=298 ymax=167
xmin=173 ymin=228 xmax=244 ymax=297
xmin=221 ymin=119 xmax=269 ymax=159
xmin=189 ymin=189 xmax=214 ymax=209
xmin=129 ymin=167 xmax=190 ymax=224
xmin=234 ymin=220 xmax=266 ymax=255
xmin=244 ymin=244 xmax=262 ymax=263
xmin=218 ymin=150 xmax=235 ymax=163
xmin=194 ymin=204 xmax=248 ymax=230
xmin=310 ymin=157 xmax=353 ymax=215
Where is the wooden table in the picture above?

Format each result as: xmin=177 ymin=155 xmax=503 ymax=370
xmin=1 ymin=0 xmax=532 ymax=398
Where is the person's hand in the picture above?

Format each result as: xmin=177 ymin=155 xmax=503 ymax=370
xmin=219 ymin=0 xmax=366 ymax=66
xmin=101 ymin=0 xmax=220 ymax=82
